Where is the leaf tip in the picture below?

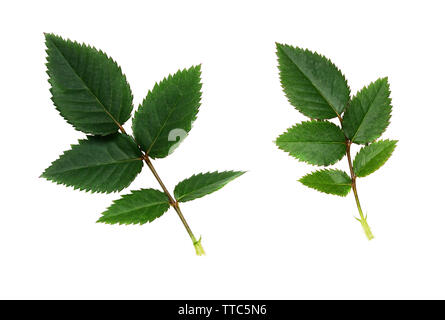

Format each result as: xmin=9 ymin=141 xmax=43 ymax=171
xmin=189 ymin=64 xmax=202 ymax=74
xmin=44 ymin=32 xmax=59 ymax=43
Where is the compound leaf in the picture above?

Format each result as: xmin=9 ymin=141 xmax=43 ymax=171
xmin=41 ymin=134 xmax=143 ymax=193
xmin=97 ymin=189 xmax=170 ymax=225
xmin=342 ymin=78 xmax=392 ymax=144
xmin=45 ymin=33 xmax=133 ymax=135
xmin=275 ymin=121 xmax=346 ymax=166
xmin=174 ymin=171 xmax=245 ymax=203
xmin=276 ymin=43 xmax=350 ymax=119
xmin=132 ymin=65 xmax=202 ymax=159
xmin=299 ymin=169 xmax=352 ymax=196
xmin=353 ymin=140 xmax=397 ymax=177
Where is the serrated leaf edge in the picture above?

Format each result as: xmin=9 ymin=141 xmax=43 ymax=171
xmin=132 ymin=65 xmax=203 ymax=156
xmin=40 ymin=135 xmax=143 ymax=194
xmin=353 ymin=139 xmax=398 ymax=178
xmin=45 ymin=33 xmax=133 ymax=135
xmin=276 ymin=42 xmax=350 ymax=118
xmin=97 ymin=188 xmax=170 ymax=226
xmin=174 ymin=170 xmax=246 ymax=202
xmin=275 ymin=120 xmax=346 ymax=166
xmin=346 ymin=77 xmax=392 ymax=144
xmin=299 ymin=169 xmax=352 ymax=197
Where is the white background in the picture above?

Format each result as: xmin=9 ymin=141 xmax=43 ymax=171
xmin=1 ymin=0 xmax=444 ymax=299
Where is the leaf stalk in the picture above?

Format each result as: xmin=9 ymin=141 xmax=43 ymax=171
xmin=119 ymin=124 xmax=203 ymax=255
xmin=346 ymin=140 xmax=374 ymax=240
xmin=142 ymin=154 xmax=204 ymax=255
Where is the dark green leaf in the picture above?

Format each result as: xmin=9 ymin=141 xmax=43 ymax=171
xmin=132 ymin=66 xmax=202 ymax=158
xmin=342 ymin=78 xmax=392 ymax=144
xmin=275 ymin=121 xmax=346 ymax=166
xmin=97 ymin=189 xmax=170 ymax=225
xmin=299 ymin=169 xmax=352 ymax=196
xmin=45 ymin=33 xmax=133 ymax=135
xmin=174 ymin=171 xmax=245 ymax=202
xmin=41 ymin=134 xmax=143 ymax=193
xmin=353 ymin=140 xmax=397 ymax=177
xmin=276 ymin=43 xmax=350 ymax=119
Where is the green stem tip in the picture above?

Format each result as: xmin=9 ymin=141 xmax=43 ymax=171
xmin=356 ymin=216 xmax=374 ymax=240
xmin=193 ymin=237 xmax=206 ymax=256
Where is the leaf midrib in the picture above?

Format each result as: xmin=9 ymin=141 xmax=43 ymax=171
xmin=351 ymin=82 xmax=386 ymax=142
xmin=356 ymin=144 xmax=393 ymax=174
xmin=145 ymin=93 xmax=181 ymax=155
xmin=177 ymin=179 xmax=231 ymax=201
xmin=279 ymin=141 xmax=345 ymax=144
xmin=281 ymin=47 xmax=341 ymax=118
xmin=49 ymin=38 xmax=122 ymax=129
xmin=48 ymin=158 xmax=141 ymax=174
xmin=311 ymin=182 xmax=351 ymax=187
xmin=104 ymin=201 xmax=169 ymax=217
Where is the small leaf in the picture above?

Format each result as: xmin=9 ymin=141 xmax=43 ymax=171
xmin=174 ymin=171 xmax=245 ymax=203
xmin=45 ymin=33 xmax=133 ymax=135
xmin=299 ymin=169 xmax=352 ymax=196
xmin=342 ymin=78 xmax=392 ymax=144
xmin=41 ymin=134 xmax=143 ymax=193
xmin=97 ymin=189 xmax=170 ymax=225
xmin=353 ymin=140 xmax=397 ymax=177
xmin=276 ymin=43 xmax=350 ymax=119
xmin=275 ymin=121 xmax=346 ymax=166
xmin=132 ymin=66 xmax=202 ymax=158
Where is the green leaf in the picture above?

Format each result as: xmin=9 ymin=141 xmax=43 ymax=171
xmin=41 ymin=134 xmax=143 ymax=193
xmin=174 ymin=171 xmax=245 ymax=202
xmin=353 ymin=140 xmax=397 ymax=177
xmin=342 ymin=78 xmax=392 ymax=144
xmin=275 ymin=121 xmax=346 ymax=166
xmin=97 ymin=189 xmax=170 ymax=225
xmin=45 ymin=33 xmax=133 ymax=135
xmin=299 ymin=169 xmax=352 ymax=196
xmin=132 ymin=66 xmax=202 ymax=158
xmin=276 ymin=43 xmax=350 ymax=119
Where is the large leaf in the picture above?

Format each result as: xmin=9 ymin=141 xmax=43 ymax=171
xmin=275 ymin=121 xmax=346 ymax=166
xmin=41 ymin=134 xmax=143 ymax=193
xmin=276 ymin=43 xmax=350 ymax=119
xmin=353 ymin=140 xmax=397 ymax=177
xmin=97 ymin=189 xmax=170 ymax=225
xmin=342 ymin=78 xmax=392 ymax=144
xmin=299 ymin=169 xmax=352 ymax=196
xmin=174 ymin=171 xmax=245 ymax=202
xmin=45 ymin=33 xmax=133 ymax=135
xmin=132 ymin=66 xmax=202 ymax=158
